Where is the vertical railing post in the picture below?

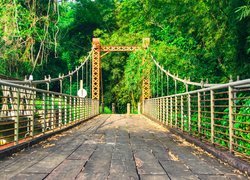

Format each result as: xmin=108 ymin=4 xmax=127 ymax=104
xmin=30 ymin=90 xmax=35 ymax=137
xmin=74 ymin=97 xmax=76 ymax=123
xmin=80 ymin=98 xmax=82 ymax=121
xmin=59 ymin=95 xmax=62 ymax=128
xmin=14 ymin=89 xmax=20 ymax=145
xmin=159 ymin=98 xmax=162 ymax=122
xmin=79 ymin=98 xmax=83 ymax=121
xmin=64 ymin=96 xmax=67 ymax=125
xmin=210 ymin=90 xmax=214 ymax=144
xmin=162 ymin=97 xmax=165 ymax=124
xmin=159 ymin=99 xmax=161 ymax=122
xmin=155 ymin=99 xmax=157 ymax=120
xmin=229 ymin=85 xmax=234 ymax=153
xmin=188 ymin=94 xmax=191 ymax=132
xmin=42 ymin=93 xmax=46 ymax=133
xmin=78 ymin=98 xmax=82 ymax=121
xmin=170 ymin=97 xmax=173 ymax=127
xmin=166 ymin=97 xmax=169 ymax=126
xmin=51 ymin=94 xmax=55 ymax=130
xmin=198 ymin=92 xmax=201 ymax=137
xmin=181 ymin=95 xmax=184 ymax=131
xmin=83 ymin=99 xmax=86 ymax=119
xmin=175 ymin=95 xmax=178 ymax=128
xmin=69 ymin=96 xmax=72 ymax=123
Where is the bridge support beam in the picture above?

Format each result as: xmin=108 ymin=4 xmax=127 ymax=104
xmin=91 ymin=37 xmax=151 ymax=103
xmin=92 ymin=38 xmax=101 ymax=100
xmin=142 ymin=38 xmax=151 ymax=113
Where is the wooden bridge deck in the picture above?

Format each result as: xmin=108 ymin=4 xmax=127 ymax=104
xmin=0 ymin=115 xmax=247 ymax=180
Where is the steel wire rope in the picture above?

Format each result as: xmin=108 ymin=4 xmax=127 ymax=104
xmin=161 ymin=69 xmax=164 ymax=96
xmin=157 ymin=65 xmax=159 ymax=97
xmin=5 ymin=49 xmax=93 ymax=85
xmin=149 ymin=52 xmax=222 ymax=88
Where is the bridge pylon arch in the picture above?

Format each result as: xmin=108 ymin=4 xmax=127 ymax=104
xmin=91 ymin=38 xmax=151 ymax=103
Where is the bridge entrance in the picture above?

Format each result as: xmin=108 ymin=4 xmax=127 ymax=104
xmin=91 ymin=38 xmax=151 ymax=105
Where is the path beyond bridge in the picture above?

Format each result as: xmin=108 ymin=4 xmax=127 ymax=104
xmin=0 ymin=115 xmax=247 ymax=180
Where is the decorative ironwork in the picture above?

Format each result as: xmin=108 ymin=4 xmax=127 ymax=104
xmin=101 ymin=46 xmax=139 ymax=52
xmin=92 ymin=38 xmax=101 ymax=100
xmin=142 ymin=38 xmax=151 ymax=101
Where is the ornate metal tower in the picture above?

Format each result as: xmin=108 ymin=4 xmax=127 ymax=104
xmin=91 ymin=38 xmax=151 ymax=102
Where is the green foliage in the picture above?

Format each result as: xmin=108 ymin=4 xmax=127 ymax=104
xmin=102 ymin=106 xmax=112 ymax=114
xmin=0 ymin=0 xmax=249 ymax=112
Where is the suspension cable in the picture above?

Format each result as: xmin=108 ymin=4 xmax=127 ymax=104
xmin=167 ymin=74 xmax=169 ymax=96
xmin=5 ymin=49 xmax=93 ymax=85
xmin=161 ymin=69 xmax=163 ymax=96
xmin=81 ymin=64 xmax=84 ymax=81
xmin=77 ymin=67 xmax=79 ymax=92
xmin=156 ymin=65 xmax=159 ymax=97
xmin=86 ymin=60 xmax=88 ymax=96
xmin=150 ymin=52 xmax=221 ymax=88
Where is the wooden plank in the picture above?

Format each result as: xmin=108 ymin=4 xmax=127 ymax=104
xmin=46 ymin=160 xmax=85 ymax=180
xmin=67 ymin=144 xmax=96 ymax=160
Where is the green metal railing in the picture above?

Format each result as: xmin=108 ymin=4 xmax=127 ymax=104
xmin=143 ymin=79 xmax=250 ymax=161
xmin=0 ymin=80 xmax=99 ymax=149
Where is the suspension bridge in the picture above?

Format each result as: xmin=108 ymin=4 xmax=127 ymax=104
xmin=0 ymin=38 xmax=249 ymax=179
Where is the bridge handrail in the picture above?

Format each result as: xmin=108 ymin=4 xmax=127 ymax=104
xmin=0 ymin=79 xmax=99 ymax=150
xmin=0 ymin=80 xmax=87 ymax=98
xmin=143 ymin=78 xmax=250 ymax=161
